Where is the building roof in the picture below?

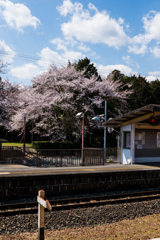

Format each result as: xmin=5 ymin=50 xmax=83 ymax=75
xmin=102 ymin=104 xmax=160 ymax=128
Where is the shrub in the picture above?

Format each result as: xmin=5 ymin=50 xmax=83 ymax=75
xmin=31 ymin=141 xmax=74 ymax=149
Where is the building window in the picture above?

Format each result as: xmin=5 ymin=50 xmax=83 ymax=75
xmin=124 ymin=132 xmax=131 ymax=148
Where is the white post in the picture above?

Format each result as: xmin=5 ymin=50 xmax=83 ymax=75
xmin=120 ymin=125 xmax=123 ymax=164
xmin=131 ymin=123 xmax=135 ymax=164
xmin=38 ymin=190 xmax=45 ymax=240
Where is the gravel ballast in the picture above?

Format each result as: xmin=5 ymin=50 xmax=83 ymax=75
xmin=1 ymin=199 xmax=160 ymax=236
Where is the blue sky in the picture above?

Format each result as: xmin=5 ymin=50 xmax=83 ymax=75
xmin=1 ymin=0 xmax=160 ymax=85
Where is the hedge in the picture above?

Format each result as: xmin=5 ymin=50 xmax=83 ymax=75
xmin=31 ymin=141 xmax=74 ymax=149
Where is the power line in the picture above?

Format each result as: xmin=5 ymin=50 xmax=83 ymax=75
xmin=0 ymin=49 xmax=154 ymax=77
xmin=0 ymin=50 xmax=66 ymax=65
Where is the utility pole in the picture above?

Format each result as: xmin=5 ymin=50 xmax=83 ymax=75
xmin=23 ymin=113 xmax=27 ymax=160
xmin=31 ymin=121 xmax=33 ymax=143
xmin=81 ymin=113 xmax=84 ymax=165
xmin=104 ymin=101 xmax=107 ymax=162
xmin=76 ymin=112 xmax=85 ymax=165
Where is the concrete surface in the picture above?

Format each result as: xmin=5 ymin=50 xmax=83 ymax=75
xmin=0 ymin=163 xmax=160 ymax=176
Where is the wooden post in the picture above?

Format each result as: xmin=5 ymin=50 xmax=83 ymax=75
xmin=38 ymin=190 xmax=45 ymax=240
xmin=37 ymin=190 xmax=52 ymax=240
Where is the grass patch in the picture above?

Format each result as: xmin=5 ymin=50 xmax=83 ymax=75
xmin=1 ymin=213 xmax=160 ymax=239
xmin=2 ymin=142 xmax=32 ymax=148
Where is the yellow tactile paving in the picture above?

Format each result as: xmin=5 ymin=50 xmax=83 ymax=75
xmin=7 ymin=164 xmax=29 ymax=168
xmin=4 ymin=165 xmax=160 ymax=175
xmin=0 ymin=172 xmax=10 ymax=174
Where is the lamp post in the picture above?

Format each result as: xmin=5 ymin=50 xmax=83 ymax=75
xmin=31 ymin=116 xmax=34 ymax=143
xmin=92 ymin=100 xmax=107 ymax=163
xmin=23 ymin=113 xmax=27 ymax=160
xmin=104 ymin=101 xmax=107 ymax=162
xmin=76 ymin=112 xmax=84 ymax=165
xmin=31 ymin=121 xmax=33 ymax=143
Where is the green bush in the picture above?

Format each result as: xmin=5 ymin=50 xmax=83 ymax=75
xmin=31 ymin=141 xmax=74 ymax=149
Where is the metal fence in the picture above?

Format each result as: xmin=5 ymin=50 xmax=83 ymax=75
xmin=0 ymin=146 xmax=118 ymax=167
xmin=35 ymin=149 xmax=82 ymax=167
xmin=0 ymin=146 xmax=24 ymax=164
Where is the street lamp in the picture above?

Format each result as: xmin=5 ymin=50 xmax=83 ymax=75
xmin=23 ymin=113 xmax=28 ymax=161
xmin=76 ymin=112 xmax=84 ymax=165
xmin=30 ymin=116 xmax=34 ymax=143
xmin=92 ymin=101 xmax=107 ymax=162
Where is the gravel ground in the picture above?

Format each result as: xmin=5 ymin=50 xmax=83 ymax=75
xmin=1 ymin=199 xmax=160 ymax=236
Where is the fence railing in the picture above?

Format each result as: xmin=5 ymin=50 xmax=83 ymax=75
xmin=0 ymin=146 xmax=23 ymax=164
xmin=0 ymin=147 xmax=118 ymax=167
xmin=36 ymin=149 xmax=82 ymax=167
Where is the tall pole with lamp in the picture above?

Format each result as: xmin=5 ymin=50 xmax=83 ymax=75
xmin=31 ymin=121 xmax=33 ymax=143
xmin=31 ymin=116 xmax=34 ymax=143
xmin=76 ymin=112 xmax=84 ymax=166
xmin=104 ymin=101 xmax=107 ymax=162
xmin=23 ymin=113 xmax=27 ymax=161
xmin=92 ymin=100 xmax=107 ymax=164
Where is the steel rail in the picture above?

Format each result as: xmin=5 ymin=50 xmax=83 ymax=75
xmin=1 ymin=189 xmax=160 ymax=217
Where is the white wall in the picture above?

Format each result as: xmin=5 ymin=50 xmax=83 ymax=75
xmin=122 ymin=149 xmax=131 ymax=164
xmin=121 ymin=124 xmax=132 ymax=164
xmin=122 ymin=124 xmax=131 ymax=132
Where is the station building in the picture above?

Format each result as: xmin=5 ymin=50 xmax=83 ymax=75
xmin=103 ymin=104 xmax=160 ymax=164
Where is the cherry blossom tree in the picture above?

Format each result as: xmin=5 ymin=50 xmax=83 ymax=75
xmin=11 ymin=64 xmax=132 ymax=141
xmin=0 ymin=78 xmax=20 ymax=129
xmin=0 ymin=61 xmax=20 ymax=129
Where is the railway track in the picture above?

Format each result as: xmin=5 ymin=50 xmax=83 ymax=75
xmin=1 ymin=189 xmax=160 ymax=217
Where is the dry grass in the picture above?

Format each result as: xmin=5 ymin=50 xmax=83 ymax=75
xmin=1 ymin=213 xmax=160 ymax=240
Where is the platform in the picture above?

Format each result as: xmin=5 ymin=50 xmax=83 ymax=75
xmin=0 ymin=163 xmax=160 ymax=176
xmin=1 ymin=163 xmax=160 ymax=200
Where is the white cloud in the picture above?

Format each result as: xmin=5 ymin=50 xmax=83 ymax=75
xmin=77 ymin=44 xmax=90 ymax=52
xmin=38 ymin=46 xmax=84 ymax=69
xmin=0 ymin=24 xmax=6 ymax=28
xmin=150 ymin=46 xmax=160 ymax=58
xmin=50 ymin=38 xmax=85 ymax=64
xmin=0 ymin=0 xmax=40 ymax=32
xmin=10 ymin=43 xmax=85 ymax=81
xmin=57 ymin=3 xmax=160 ymax=57
xmin=98 ymin=64 xmax=137 ymax=77
xmin=10 ymin=63 xmax=42 ymax=79
xmin=146 ymin=70 xmax=160 ymax=81
xmin=0 ymin=40 xmax=16 ymax=63
xmin=88 ymin=3 xmax=98 ymax=12
xmin=118 ymin=17 xmax=124 ymax=25
xmin=146 ymin=75 xmax=155 ymax=81
xmin=128 ymin=44 xmax=147 ymax=55
xmin=58 ymin=1 xmax=128 ymax=49
xmin=56 ymin=0 xmax=74 ymax=17
xmin=131 ymin=33 xmax=151 ymax=45
xmin=62 ymin=49 xmax=84 ymax=60
xmin=51 ymin=38 xmax=67 ymax=51
xmin=129 ymin=11 xmax=160 ymax=55
xmin=37 ymin=47 xmax=66 ymax=69
xmin=143 ymin=11 xmax=160 ymax=41
xmin=148 ymin=70 xmax=160 ymax=75
xmin=122 ymin=55 xmax=130 ymax=65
